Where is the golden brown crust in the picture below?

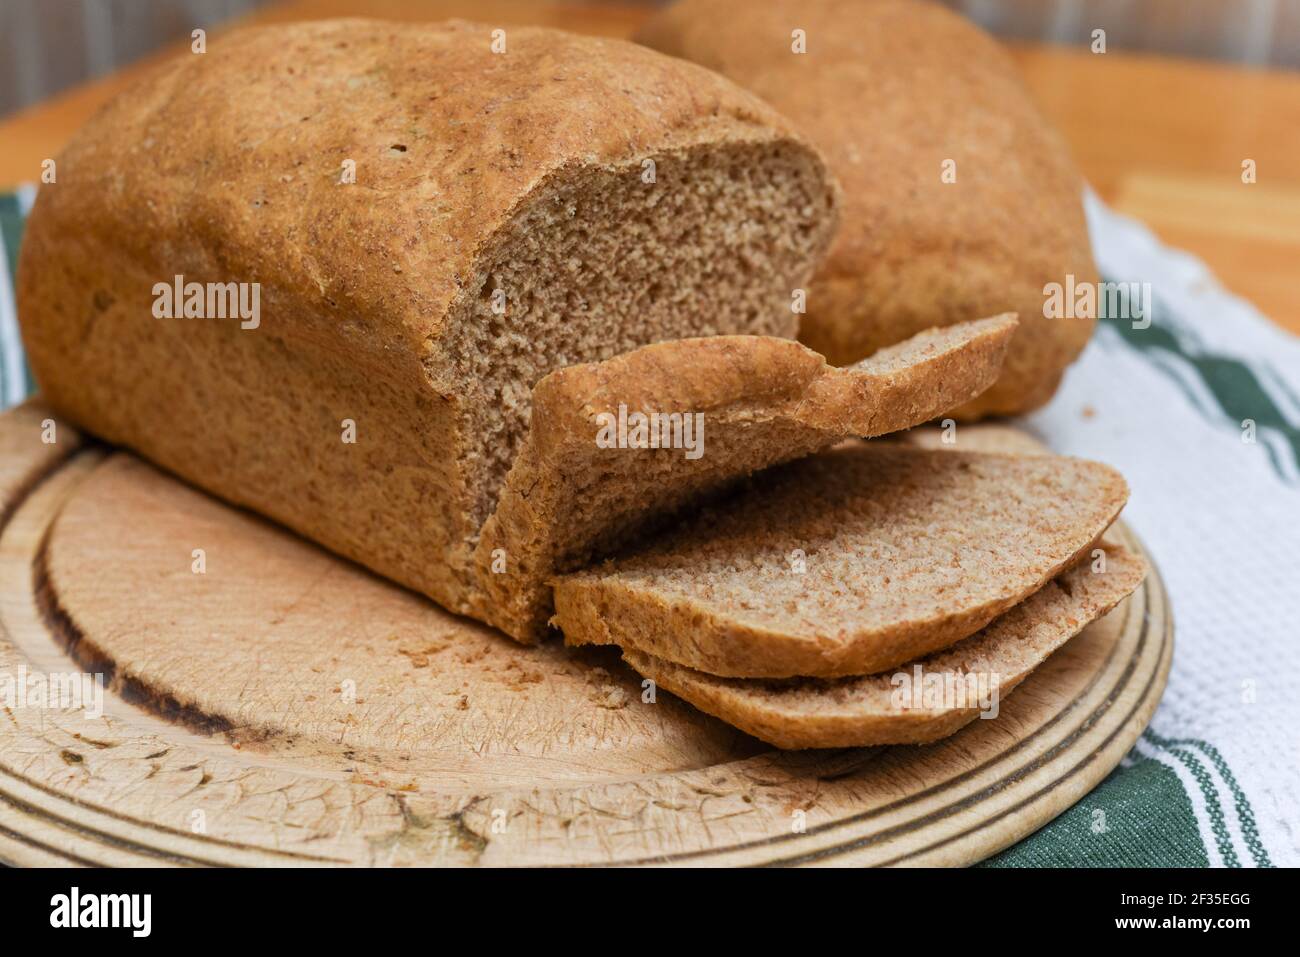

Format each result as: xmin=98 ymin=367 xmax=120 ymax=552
xmin=29 ymin=17 xmax=808 ymax=357
xmin=623 ymin=545 xmax=1147 ymax=749
xmin=637 ymin=0 xmax=1099 ymax=417
xmin=17 ymin=18 xmax=836 ymax=627
xmin=477 ymin=316 xmax=1016 ymax=640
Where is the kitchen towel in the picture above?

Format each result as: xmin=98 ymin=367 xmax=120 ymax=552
xmin=1 ymin=184 xmax=1295 ymax=867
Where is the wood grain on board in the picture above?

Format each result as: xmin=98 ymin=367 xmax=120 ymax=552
xmin=0 ymin=403 xmax=1172 ymax=866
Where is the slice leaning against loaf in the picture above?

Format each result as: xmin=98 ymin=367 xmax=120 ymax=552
xmin=474 ymin=315 xmax=1016 ymax=640
xmin=622 ymin=545 xmax=1147 ymax=749
xmin=553 ymin=444 xmax=1129 ymax=677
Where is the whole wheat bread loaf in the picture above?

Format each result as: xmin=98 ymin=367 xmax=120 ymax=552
xmin=637 ymin=0 xmax=1098 ymax=417
xmin=477 ymin=315 xmax=1016 ymax=639
xmin=17 ymin=19 xmax=839 ymax=630
xmin=623 ymin=545 xmax=1146 ymax=748
xmin=554 ymin=444 xmax=1129 ymax=677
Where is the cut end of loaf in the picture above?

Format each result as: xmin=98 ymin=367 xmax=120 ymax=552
xmin=429 ymin=137 xmax=839 ymax=563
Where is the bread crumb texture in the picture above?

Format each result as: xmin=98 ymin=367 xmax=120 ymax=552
xmin=554 ymin=444 xmax=1129 ymax=677
xmin=623 ymin=545 xmax=1146 ymax=748
xmin=480 ymin=316 xmax=1016 ymax=640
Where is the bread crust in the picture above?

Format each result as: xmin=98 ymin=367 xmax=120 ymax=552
xmin=637 ymin=0 xmax=1099 ymax=417
xmin=17 ymin=18 xmax=837 ymax=621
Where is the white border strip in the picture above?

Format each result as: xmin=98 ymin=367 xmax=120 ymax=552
xmin=0 ymin=221 xmax=27 ymax=407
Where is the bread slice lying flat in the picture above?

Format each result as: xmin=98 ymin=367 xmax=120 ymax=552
xmin=553 ymin=444 xmax=1128 ymax=677
xmin=621 ymin=545 xmax=1146 ymax=749
xmin=474 ymin=315 xmax=1017 ymax=639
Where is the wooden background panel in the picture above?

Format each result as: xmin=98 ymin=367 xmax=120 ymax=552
xmin=1009 ymin=43 xmax=1300 ymax=330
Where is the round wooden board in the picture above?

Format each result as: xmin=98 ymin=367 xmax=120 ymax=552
xmin=0 ymin=403 xmax=1172 ymax=867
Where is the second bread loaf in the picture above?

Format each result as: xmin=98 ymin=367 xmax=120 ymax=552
xmin=637 ymin=0 xmax=1099 ymax=417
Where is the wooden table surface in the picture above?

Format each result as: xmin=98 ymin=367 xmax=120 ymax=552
xmin=1 ymin=0 xmax=1297 ymax=333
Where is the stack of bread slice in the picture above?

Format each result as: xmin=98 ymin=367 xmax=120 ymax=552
xmin=492 ymin=316 xmax=1146 ymax=749
xmin=553 ymin=445 xmax=1143 ymax=748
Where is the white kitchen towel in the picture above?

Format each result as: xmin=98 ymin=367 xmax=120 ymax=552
xmin=988 ymin=190 xmax=1298 ymax=867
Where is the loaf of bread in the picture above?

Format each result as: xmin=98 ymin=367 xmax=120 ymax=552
xmin=17 ymin=19 xmax=840 ymax=631
xmin=637 ymin=0 xmax=1099 ymax=417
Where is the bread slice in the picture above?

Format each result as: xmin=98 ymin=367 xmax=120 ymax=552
xmin=553 ymin=444 xmax=1129 ymax=677
xmin=621 ymin=545 xmax=1147 ymax=749
xmin=637 ymin=0 xmax=1097 ymax=417
xmin=17 ymin=18 xmax=838 ymax=633
xmin=474 ymin=316 xmax=1016 ymax=640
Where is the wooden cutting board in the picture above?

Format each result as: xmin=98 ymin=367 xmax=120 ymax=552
xmin=0 ymin=402 xmax=1172 ymax=866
